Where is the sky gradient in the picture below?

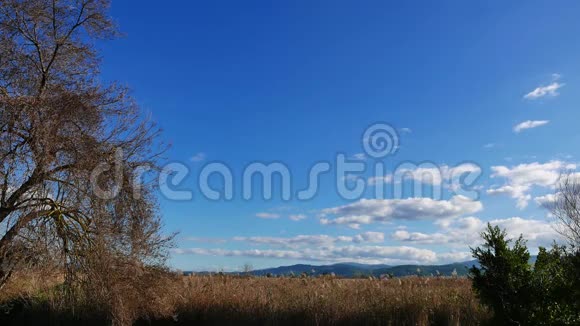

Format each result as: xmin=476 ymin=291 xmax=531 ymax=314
xmin=99 ymin=0 xmax=580 ymax=271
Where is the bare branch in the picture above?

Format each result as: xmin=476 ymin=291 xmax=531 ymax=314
xmin=551 ymin=172 xmax=580 ymax=248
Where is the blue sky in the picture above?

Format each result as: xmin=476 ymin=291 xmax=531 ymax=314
xmin=99 ymin=1 xmax=580 ymax=271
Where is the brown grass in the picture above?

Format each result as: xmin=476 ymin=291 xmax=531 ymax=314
xmin=168 ymin=275 xmax=489 ymax=325
xmin=1 ymin=273 xmax=491 ymax=325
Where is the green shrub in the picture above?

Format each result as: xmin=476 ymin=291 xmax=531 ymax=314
xmin=470 ymin=224 xmax=580 ymax=325
xmin=531 ymin=247 xmax=580 ymax=324
xmin=470 ymin=224 xmax=533 ymax=324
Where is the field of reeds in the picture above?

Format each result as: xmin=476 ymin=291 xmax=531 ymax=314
xmin=0 ymin=272 xmax=491 ymax=325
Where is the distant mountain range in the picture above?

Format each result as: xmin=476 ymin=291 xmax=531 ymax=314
xmin=247 ymin=261 xmax=479 ymax=277
xmin=186 ymin=257 xmax=538 ymax=278
xmin=185 ymin=260 xmax=480 ymax=277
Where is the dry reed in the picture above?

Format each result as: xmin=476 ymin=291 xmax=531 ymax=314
xmin=1 ymin=273 xmax=491 ymax=325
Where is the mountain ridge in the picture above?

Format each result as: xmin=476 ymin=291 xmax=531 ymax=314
xmin=186 ymin=256 xmax=538 ymax=277
xmin=248 ymin=261 xmax=478 ymax=277
xmin=185 ymin=260 xmax=481 ymax=277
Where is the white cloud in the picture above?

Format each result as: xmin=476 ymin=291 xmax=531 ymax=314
xmin=256 ymin=212 xmax=280 ymax=219
xmin=172 ymin=245 xmax=465 ymax=265
xmin=368 ymin=163 xmax=481 ymax=186
xmin=174 ymin=215 xmax=561 ymax=266
xmin=191 ymin=152 xmax=207 ymax=162
xmin=513 ymin=120 xmax=550 ymax=133
xmin=483 ymin=143 xmax=495 ymax=149
xmin=392 ymin=230 xmax=452 ymax=245
xmin=233 ymin=235 xmax=336 ymax=248
xmin=172 ymin=248 xmax=305 ymax=260
xmin=392 ymin=216 xmax=483 ymax=246
xmin=289 ymin=214 xmax=307 ymax=221
xmin=491 ymin=161 xmax=573 ymax=186
xmin=487 ymin=161 xmax=576 ymax=209
xmin=329 ymin=245 xmax=437 ymax=264
xmin=534 ymin=193 xmax=559 ymax=209
xmin=320 ymin=196 xmax=483 ymax=228
xmin=352 ymin=153 xmax=367 ymax=160
xmin=532 ymin=174 xmax=580 ymax=209
xmin=524 ymin=82 xmax=564 ymax=100
xmin=233 ymin=232 xmax=385 ymax=249
xmin=490 ymin=217 xmax=560 ymax=247
xmin=487 ymin=185 xmax=532 ymax=209
xmin=182 ymin=237 xmax=227 ymax=244
xmin=437 ymin=252 xmax=473 ymax=263
xmin=400 ymin=128 xmax=412 ymax=134
xmin=392 ymin=216 xmax=561 ymax=249
xmin=354 ymin=231 xmax=385 ymax=243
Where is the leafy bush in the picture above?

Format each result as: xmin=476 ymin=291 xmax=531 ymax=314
xmin=470 ymin=224 xmax=533 ymax=324
xmin=470 ymin=223 xmax=580 ymax=325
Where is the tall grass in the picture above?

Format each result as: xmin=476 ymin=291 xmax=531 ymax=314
xmin=1 ymin=272 xmax=490 ymax=325
xmin=170 ymin=275 xmax=489 ymax=325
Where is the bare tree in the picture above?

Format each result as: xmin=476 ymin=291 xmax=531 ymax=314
xmin=242 ymin=263 xmax=253 ymax=274
xmin=551 ymin=173 xmax=580 ymax=248
xmin=0 ymin=0 xmax=171 ymax=294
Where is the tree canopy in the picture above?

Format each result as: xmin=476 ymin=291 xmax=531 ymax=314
xmin=0 ymin=0 xmax=170 ymax=295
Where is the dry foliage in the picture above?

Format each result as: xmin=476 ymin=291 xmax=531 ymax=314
xmin=170 ymin=275 xmax=489 ymax=325
xmin=1 ymin=273 xmax=490 ymax=325
xmin=0 ymin=1 xmax=173 ymax=324
xmin=0 ymin=268 xmax=183 ymax=325
xmin=552 ymin=173 xmax=580 ymax=248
